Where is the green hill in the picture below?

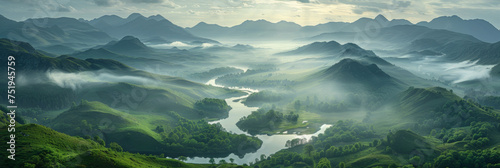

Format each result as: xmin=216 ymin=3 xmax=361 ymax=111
xmin=0 ymin=38 xmax=243 ymax=118
xmin=396 ymin=87 xmax=461 ymax=117
xmin=387 ymin=130 xmax=434 ymax=154
xmin=49 ymin=101 xmax=262 ymax=158
xmin=0 ymin=38 xmax=133 ymax=73
xmin=369 ymin=86 xmax=500 ymax=134
xmin=50 ymin=101 xmax=166 ymax=154
xmin=305 ymin=58 xmax=406 ymax=93
xmin=0 ymin=124 xmax=231 ymax=168
xmin=0 ymin=15 xmax=113 ymax=47
xmin=103 ymin=36 xmax=151 ymax=53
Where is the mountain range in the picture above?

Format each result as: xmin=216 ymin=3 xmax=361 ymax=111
xmin=319 ymin=58 xmax=400 ymax=87
xmin=277 ymin=41 xmax=377 ymax=58
xmin=86 ymin=13 xmax=217 ymax=44
xmin=0 ymin=13 xmax=218 ymax=52
xmin=417 ymin=15 xmax=500 ymax=43
xmin=0 ymin=15 xmax=113 ymax=48
xmin=308 ymin=25 xmax=500 ymax=65
xmin=0 ymin=38 xmax=240 ymax=115
xmin=187 ymin=14 xmax=500 ymax=43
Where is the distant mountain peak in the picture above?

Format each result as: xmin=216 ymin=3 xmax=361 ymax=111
xmin=418 ymin=15 xmax=500 ymax=43
xmin=127 ymin=13 xmax=145 ymax=20
xmin=104 ymin=35 xmax=149 ymax=52
xmin=434 ymin=15 xmax=463 ymax=22
xmin=121 ymin=35 xmax=140 ymax=41
xmin=323 ymin=58 xmax=393 ymax=82
xmin=196 ymin=21 xmax=208 ymax=25
xmin=450 ymin=15 xmax=462 ymax=19
xmin=147 ymin=14 xmax=166 ymax=21
xmin=375 ymin=14 xmax=389 ymax=22
xmin=242 ymin=19 xmax=271 ymax=24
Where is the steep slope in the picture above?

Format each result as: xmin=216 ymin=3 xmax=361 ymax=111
xmin=386 ymin=130 xmax=434 ymax=154
xmin=0 ymin=38 xmax=132 ymax=74
xmin=417 ymin=15 xmax=500 ymax=43
xmin=278 ymin=41 xmax=377 ymax=58
xmin=338 ymin=14 xmax=412 ymax=32
xmin=396 ymin=87 xmax=461 ymax=117
xmin=38 ymin=44 xmax=77 ymax=55
xmin=186 ymin=22 xmax=231 ymax=39
xmin=0 ymin=15 xmax=113 ymax=48
xmin=393 ymin=87 xmax=500 ymax=125
xmin=0 ymin=124 xmax=214 ymax=168
xmin=0 ymin=39 xmax=242 ymax=116
xmin=277 ymin=41 xmax=343 ymax=55
xmin=307 ymin=25 xmax=500 ymax=65
xmin=90 ymin=13 xmax=217 ymax=44
xmin=106 ymin=36 xmax=149 ymax=51
xmin=49 ymin=101 xmax=262 ymax=158
xmin=50 ymin=101 xmax=165 ymax=154
xmin=299 ymin=58 xmax=407 ymax=100
xmin=310 ymin=25 xmax=481 ymax=47
xmin=283 ymin=40 xmax=437 ymax=88
xmin=318 ymin=59 xmax=403 ymax=89
xmin=437 ymin=40 xmax=500 ymax=65
xmin=188 ymin=19 xmax=303 ymax=40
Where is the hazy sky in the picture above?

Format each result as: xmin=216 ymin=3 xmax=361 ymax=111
xmin=1 ymin=0 xmax=499 ymax=29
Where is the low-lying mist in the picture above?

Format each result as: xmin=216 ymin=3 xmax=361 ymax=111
xmin=19 ymin=70 xmax=159 ymax=90
xmin=148 ymin=41 xmax=214 ymax=50
xmin=388 ymin=55 xmax=494 ymax=84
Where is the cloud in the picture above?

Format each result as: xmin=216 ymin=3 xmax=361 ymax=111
xmin=54 ymin=4 xmax=76 ymax=12
xmin=352 ymin=6 xmax=381 ymax=14
xmin=45 ymin=70 xmax=158 ymax=90
xmin=307 ymin=0 xmax=411 ymax=14
xmin=130 ymin=0 xmax=164 ymax=4
xmin=221 ymin=0 xmax=256 ymax=7
xmin=93 ymin=0 xmax=119 ymax=7
xmin=162 ymin=0 xmax=180 ymax=8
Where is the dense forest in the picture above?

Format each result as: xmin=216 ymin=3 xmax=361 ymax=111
xmin=194 ymin=98 xmax=232 ymax=118
xmin=161 ymin=118 xmax=262 ymax=157
xmin=236 ymin=109 xmax=299 ymax=135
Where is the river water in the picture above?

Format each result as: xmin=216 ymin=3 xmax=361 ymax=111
xmin=185 ymin=78 xmax=332 ymax=165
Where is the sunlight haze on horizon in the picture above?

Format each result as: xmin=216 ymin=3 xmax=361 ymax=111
xmin=1 ymin=0 xmax=499 ymax=28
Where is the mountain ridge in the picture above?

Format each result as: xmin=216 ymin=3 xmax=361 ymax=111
xmin=417 ymin=15 xmax=500 ymax=43
xmin=88 ymin=13 xmax=217 ymax=44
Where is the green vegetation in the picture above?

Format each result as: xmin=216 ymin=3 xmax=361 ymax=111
xmin=48 ymin=100 xmax=261 ymax=158
xmin=253 ymin=90 xmax=500 ymax=168
xmin=194 ymin=98 xmax=232 ymax=118
xmin=3 ymin=13 xmax=500 ymax=168
xmin=236 ymin=109 xmax=300 ymax=135
xmin=0 ymin=124 xmax=212 ymax=168
xmin=433 ymin=149 xmax=500 ymax=168
xmin=161 ymin=117 xmax=262 ymax=157
xmin=471 ymin=95 xmax=500 ymax=109
xmin=317 ymin=157 xmax=332 ymax=168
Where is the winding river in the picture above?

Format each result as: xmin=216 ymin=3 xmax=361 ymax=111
xmin=185 ymin=77 xmax=332 ymax=165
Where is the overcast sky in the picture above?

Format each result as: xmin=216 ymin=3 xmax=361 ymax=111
xmin=0 ymin=0 xmax=499 ymax=29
